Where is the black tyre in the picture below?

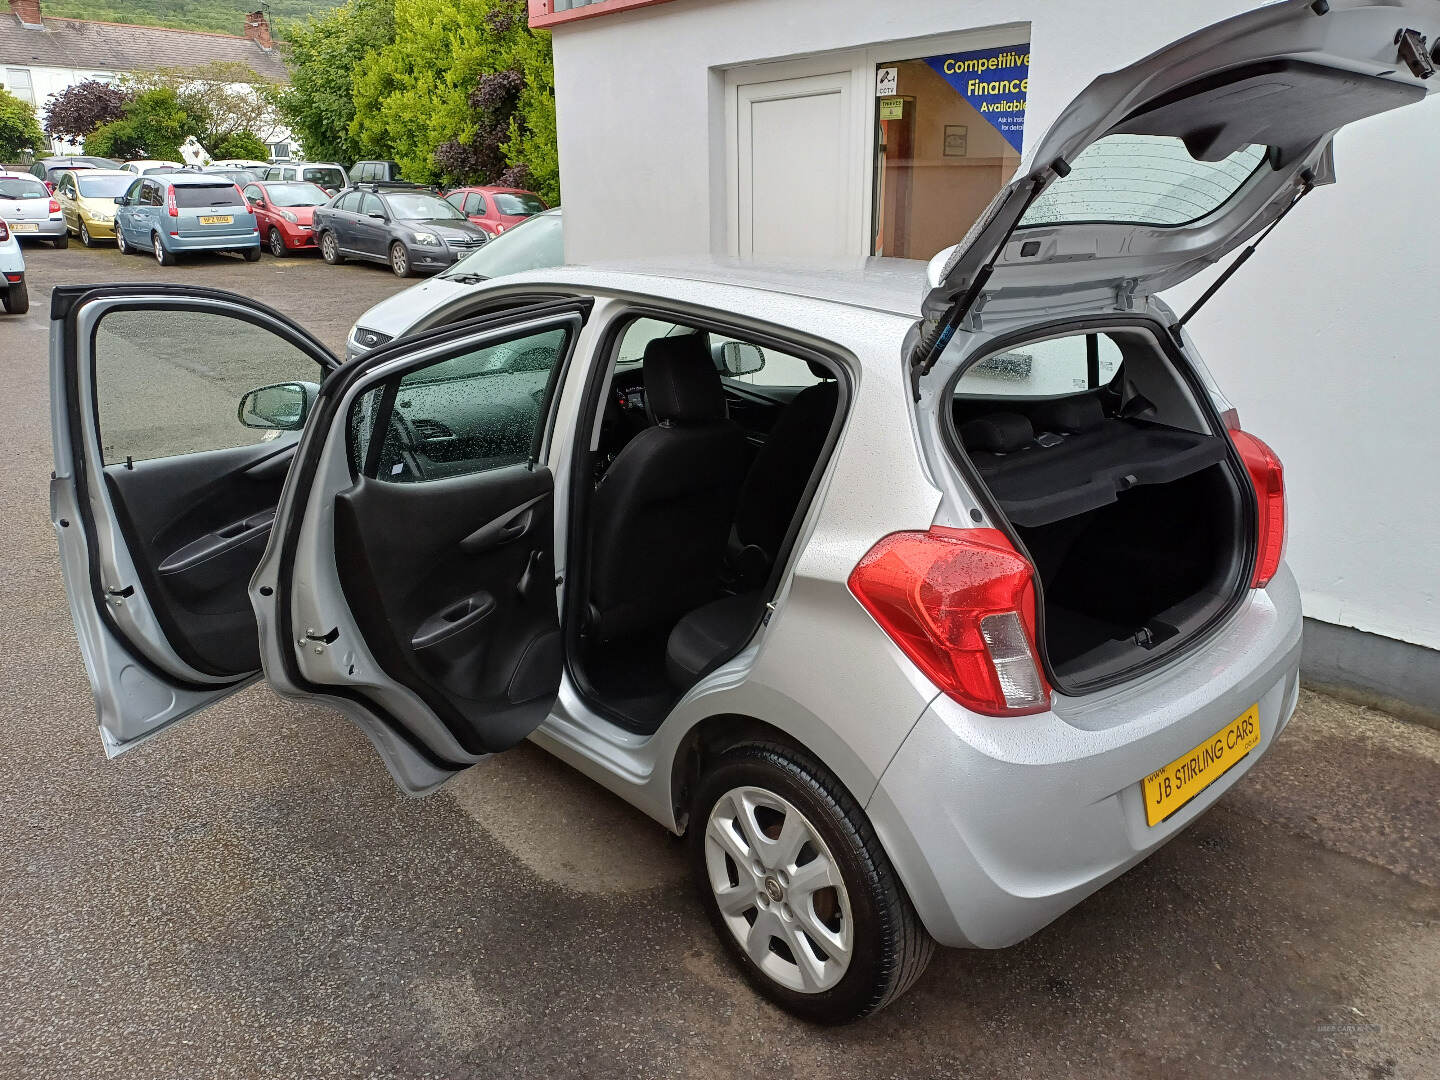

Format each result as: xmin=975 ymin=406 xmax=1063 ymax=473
xmin=52 ymin=232 xmax=69 ymax=249
xmin=389 ymin=241 xmax=414 ymax=277
xmin=690 ymin=743 xmax=934 ymax=1024
xmin=3 ymin=281 xmax=29 ymax=315
xmin=242 ymin=245 xmax=262 ymax=262
xmin=152 ymin=233 xmax=175 ymax=266
xmin=320 ymin=230 xmax=343 ymax=264
xmin=79 ymin=222 xmax=94 ymax=247
xmin=268 ymin=227 xmax=288 ymax=257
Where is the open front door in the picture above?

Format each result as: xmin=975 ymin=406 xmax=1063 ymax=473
xmin=252 ymin=300 xmax=591 ymax=794
xmin=50 ymin=284 xmax=338 ymax=755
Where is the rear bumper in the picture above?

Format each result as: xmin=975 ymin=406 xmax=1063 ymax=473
xmin=868 ymin=563 xmax=1304 ymax=949
xmin=165 ymin=230 xmax=261 ymax=252
xmin=9 ymin=218 xmax=66 ymax=240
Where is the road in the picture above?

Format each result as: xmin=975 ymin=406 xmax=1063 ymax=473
xmin=0 ymin=243 xmax=1437 ymax=1080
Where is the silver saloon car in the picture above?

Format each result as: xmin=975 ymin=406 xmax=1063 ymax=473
xmin=50 ymin=0 xmax=1433 ymax=1023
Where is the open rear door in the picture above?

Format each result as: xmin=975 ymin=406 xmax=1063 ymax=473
xmin=913 ymin=0 xmax=1440 ymax=381
xmin=50 ymin=284 xmax=338 ymax=755
xmin=251 ymin=299 xmax=591 ymax=795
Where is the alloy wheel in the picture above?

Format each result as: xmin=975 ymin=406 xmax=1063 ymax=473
xmin=390 ymin=243 xmax=408 ymax=276
xmin=79 ymin=222 xmax=91 ymax=247
xmin=270 ymin=228 xmax=286 ymax=256
xmin=153 ymin=235 xmax=163 ymax=263
xmin=703 ymin=785 xmax=854 ymax=994
xmin=116 ymin=228 xmax=128 ymax=254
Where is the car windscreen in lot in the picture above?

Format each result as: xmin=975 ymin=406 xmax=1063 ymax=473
xmin=0 ymin=177 xmax=49 ymax=199
xmin=386 ymin=193 xmax=464 ymax=221
xmin=303 ymin=167 xmax=346 ymax=188
xmin=77 ymin=174 xmax=134 ymax=198
xmin=441 ymin=212 xmax=563 ymax=280
xmin=173 ymin=184 xmax=243 ymax=209
xmin=493 ymin=193 xmax=546 ymax=216
xmin=264 ymin=182 xmax=330 ymax=207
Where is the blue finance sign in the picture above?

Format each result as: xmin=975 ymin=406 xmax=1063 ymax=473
xmin=924 ymin=45 xmax=1031 ymax=154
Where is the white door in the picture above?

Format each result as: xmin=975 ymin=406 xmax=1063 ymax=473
xmin=735 ymin=72 xmax=856 ymax=259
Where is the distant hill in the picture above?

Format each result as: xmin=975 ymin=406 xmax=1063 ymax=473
xmin=39 ymin=1 xmax=343 ymax=37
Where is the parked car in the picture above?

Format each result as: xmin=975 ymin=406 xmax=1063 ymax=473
xmin=53 ymin=168 xmax=133 ymax=246
xmin=263 ymin=162 xmax=348 ymax=196
xmin=241 ymin=180 xmax=331 ymax=257
xmin=120 ymin=160 xmax=184 ymax=176
xmin=312 ymin=185 xmax=490 ymax=277
xmin=345 ymin=207 xmax=565 ymax=358
xmin=443 ymin=185 xmax=548 ymax=237
xmin=209 ymin=158 xmax=270 ymax=172
xmin=47 ymin=1 xmax=1437 ymax=1024
xmin=0 ymin=171 xmax=68 ymax=246
xmin=351 ymin=159 xmax=404 ymax=183
xmin=28 ymin=156 xmax=119 ymax=191
xmin=201 ymin=167 xmax=264 ymax=187
xmin=114 ymin=173 xmax=260 ymax=264
xmin=0 ymin=216 xmax=24 ymax=314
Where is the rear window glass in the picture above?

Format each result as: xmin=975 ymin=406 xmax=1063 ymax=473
xmin=0 ymin=176 xmax=48 ymax=199
xmin=1018 ymin=135 xmax=1269 ymax=228
xmin=957 ymin=332 xmax=1123 ymax=398
xmin=174 ymin=184 xmax=241 ymax=208
xmin=493 ymin=193 xmax=546 ymax=216
xmin=303 ymin=167 xmax=345 ymax=188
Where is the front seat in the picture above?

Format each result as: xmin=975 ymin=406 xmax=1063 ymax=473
xmin=587 ymin=334 xmax=751 ymax=640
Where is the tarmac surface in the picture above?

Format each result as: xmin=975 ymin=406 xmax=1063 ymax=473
xmin=0 ymin=243 xmax=1436 ymax=1079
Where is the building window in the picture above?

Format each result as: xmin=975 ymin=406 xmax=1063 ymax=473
xmin=4 ymin=68 xmax=35 ymax=105
xmin=871 ymin=45 xmax=1029 ymax=260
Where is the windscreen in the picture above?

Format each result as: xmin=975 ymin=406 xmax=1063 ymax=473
xmin=441 ymin=212 xmax=563 ymax=280
xmin=173 ymin=184 xmax=242 ymax=209
xmin=265 ymin=182 xmax=329 ymax=207
xmin=493 ymin=192 xmax=546 ymax=216
xmin=387 ymin=193 xmax=462 ymax=220
xmin=1019 ymin=135 xmax=1268 ymax=228
xmin=77 ymin=174 xmax=134 ymax=198
xmin=0 ymin=176 xmax=48 ymax=199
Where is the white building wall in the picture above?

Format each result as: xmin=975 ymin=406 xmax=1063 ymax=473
xmin=551 ymin=0 xmax=1440 ymax=650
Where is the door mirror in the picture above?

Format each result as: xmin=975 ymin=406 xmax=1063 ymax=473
xmin=719 ymin=340 xmax=766 ymax=377
xmin=237 ymin=382 xmax=313 ymax=431
xmin=368 ymin=211 xmax=387 ymax=220
xmin=114 ymin=196 xmax=128 ymax=206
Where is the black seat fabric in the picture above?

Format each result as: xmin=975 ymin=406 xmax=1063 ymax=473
xmin=588 ymin=335 xmax=750 ymax=639
xmin=666 ymin=591 xmax=765 ymax=686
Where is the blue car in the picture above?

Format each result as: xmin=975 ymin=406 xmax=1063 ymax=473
xmin=114 ymin=172 xmax=261 ymax=264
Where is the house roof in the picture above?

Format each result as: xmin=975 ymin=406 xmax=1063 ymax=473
xmin=0 ymin=13 xmax=288 ymax=80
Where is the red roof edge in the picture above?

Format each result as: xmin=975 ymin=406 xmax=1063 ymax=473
xmin=528 ymin=0 xmax=679 ymax=29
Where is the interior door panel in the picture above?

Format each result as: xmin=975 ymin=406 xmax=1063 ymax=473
xmin=102 ymin=439 xmax=298 ymax=675
xmin=331 ymin=461 xmax=561 ymax=755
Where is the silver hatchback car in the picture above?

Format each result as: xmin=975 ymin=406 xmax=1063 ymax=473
xmin=50 ymin=2 xmax=1435 ymax=1023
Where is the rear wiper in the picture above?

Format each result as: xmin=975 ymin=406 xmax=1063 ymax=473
xmin=1171 ymin=170 xmax=1315 ymax=338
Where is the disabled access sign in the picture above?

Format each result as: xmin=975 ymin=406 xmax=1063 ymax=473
xmin=924 ymin=44 xmax=1031 ymax=154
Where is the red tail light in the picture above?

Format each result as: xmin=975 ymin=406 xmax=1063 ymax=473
xmin=166 ymin=186 xmax=178 ymax=217
xmin=1226 ymin=417 xmax=1286 ymax=588
xmin=849 ymin=527 xmax=1050 ymax=716
xmin=48 ymin=197 xmax=61 ymax=214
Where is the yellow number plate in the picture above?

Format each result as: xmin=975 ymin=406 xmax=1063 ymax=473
xmin=12 ymin=222 xmax=39 ymax=232
xmin=1142 ymin=705 xmax=1260 ymax=826
xmin=199 ymin=215 xmax=233 ymax=225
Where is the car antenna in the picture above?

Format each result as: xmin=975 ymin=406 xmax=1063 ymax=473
xmin=1170 ymin=168 xmax=1316 ymax=340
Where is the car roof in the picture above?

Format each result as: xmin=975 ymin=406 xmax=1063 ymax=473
xmin=66 ymin=169 xmax=130 ymax=178
xmin=532 ymin=257 xmax=927 ymax=318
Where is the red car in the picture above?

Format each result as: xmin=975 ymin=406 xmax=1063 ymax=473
xmin=442 ymin=186 xmax=548 ymax=237
xmin=241 ymin=180 xmax=331 ymax=257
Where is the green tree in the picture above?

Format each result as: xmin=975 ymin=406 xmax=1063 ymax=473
xmin=85 ymin=86 xmax=199 ymax=161
xmin=124 ymin=62 xmax=288 ymax=153
xmin=279 ymin=0 xmax=395 ymax=164
xmin=349 ymin=0 xmax=559 ymax=202
xmin=0 ymin=89 xmax=46 ymax=160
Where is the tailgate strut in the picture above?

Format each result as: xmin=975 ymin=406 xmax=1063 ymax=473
xmin=1170 ymin=170 xmax=1315 ymax=339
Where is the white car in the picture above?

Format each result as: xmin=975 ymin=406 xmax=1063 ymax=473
xmin=345 ymin=208 xmax=564 ymax=359
xmin=0 ymin=215 xmax=25 ymax=313
xmin=119 ymin=159 xmax=184 ymax=176
xmin=50 ymin=1 xmax=1436 ymax=1023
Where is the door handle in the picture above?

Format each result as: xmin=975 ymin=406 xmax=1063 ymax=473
xmin=459 ymin=492 xmax=549 ymax=555
xmin=411 ymin=591 xmax=496 ymax=650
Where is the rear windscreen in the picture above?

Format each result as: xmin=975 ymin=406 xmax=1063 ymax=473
xmin=1019 ymin=135 xmax=1268 ymax=228
xmin=303 ymin=167 xmax=345 ymax=188
xmin=0 ymin=176 xmax=48 ymax=199
xmin=174 ymin=184 xmax=241 ymax=209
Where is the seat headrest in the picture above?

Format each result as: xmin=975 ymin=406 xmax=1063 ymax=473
xmin=1030 ymin=395 xmax=1105 ymax=434
xmin=644 ymin=334 xmax=727 ymax=424
xmin=960 ymin=412 xmax=1034 ymax=454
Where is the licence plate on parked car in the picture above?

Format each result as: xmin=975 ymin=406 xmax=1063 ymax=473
xmin=12 ymin=222 xmax=38 ymax=232
xmin=1142 ymin=705 xmax=1260 ymax=826
xmin=199 ymin=215 xmax=233 ymax=225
